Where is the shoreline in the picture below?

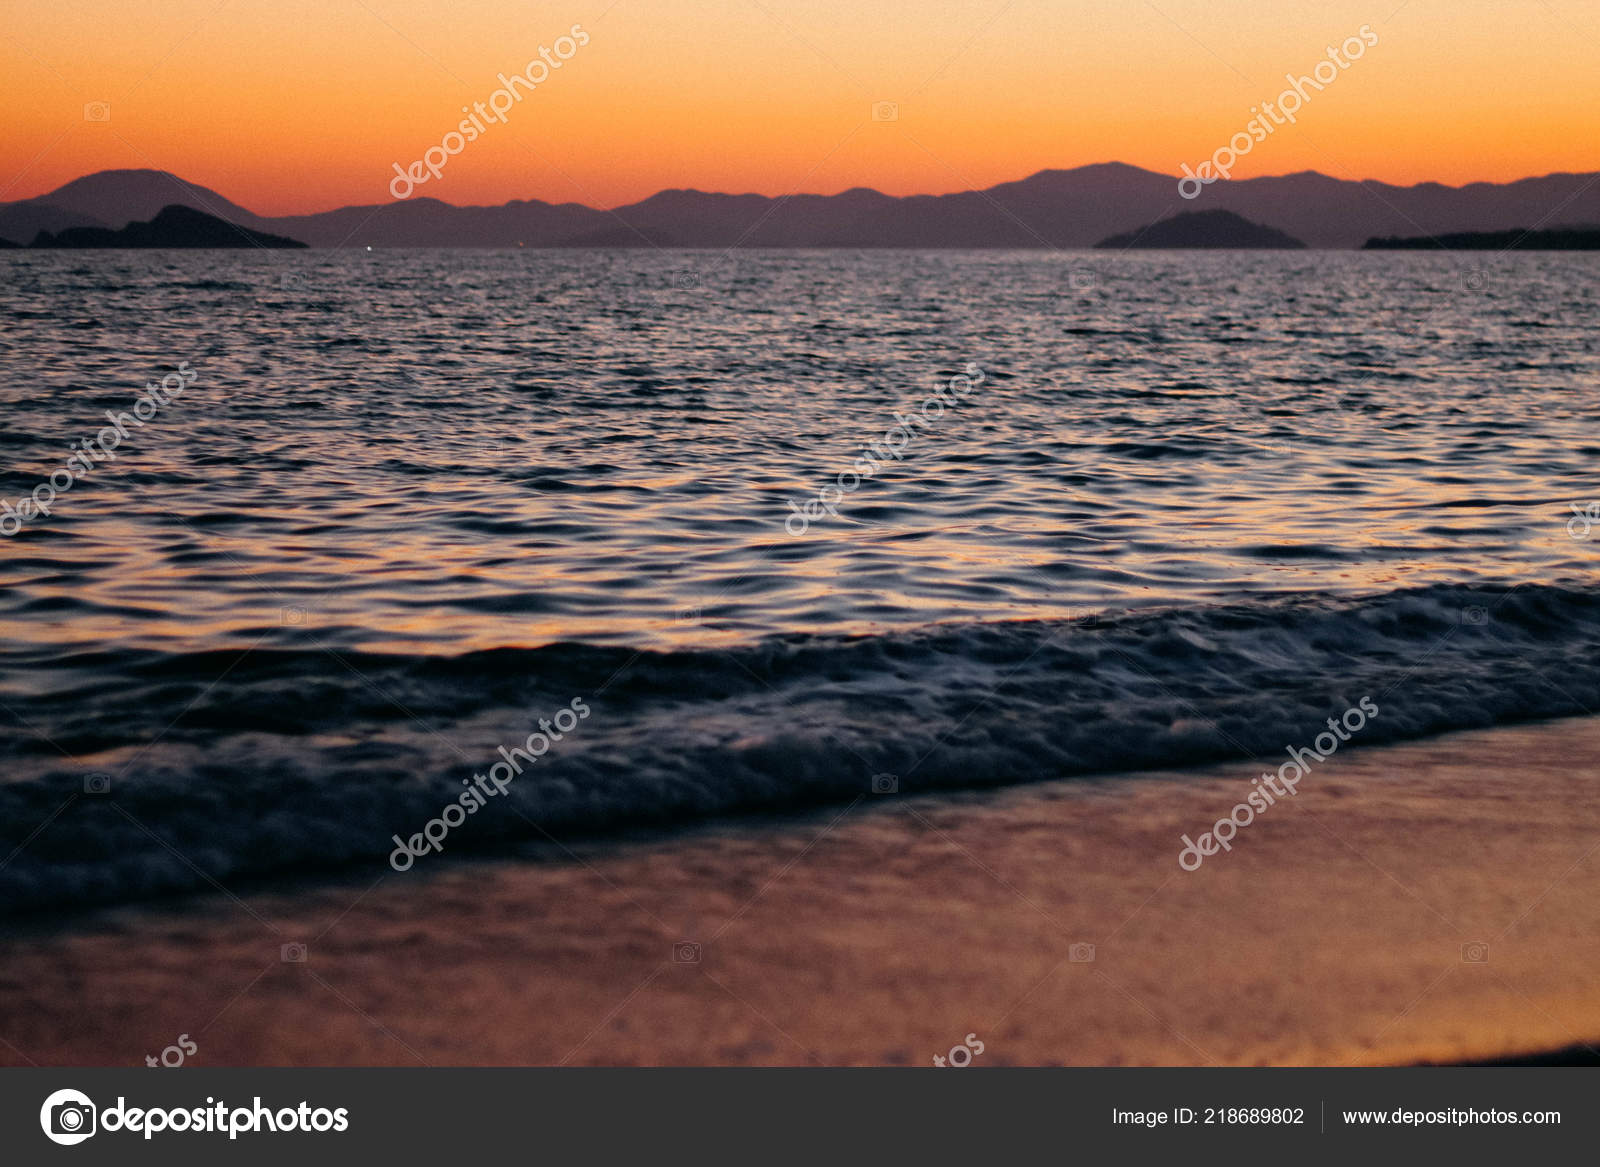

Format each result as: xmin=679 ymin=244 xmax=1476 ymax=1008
xmin=3 ymin=715 xmax=1600 ymax=1066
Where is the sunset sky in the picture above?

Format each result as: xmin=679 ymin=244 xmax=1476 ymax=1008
xmin=2 ymin=0 xmax=1597 ymax=214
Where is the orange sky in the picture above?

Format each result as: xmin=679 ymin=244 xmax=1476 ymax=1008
xmin=2 ymin=0 xmax=1597 ymax=214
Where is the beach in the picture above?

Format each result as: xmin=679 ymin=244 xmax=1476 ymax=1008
xmin=4 ymin=714 xmax=1598 ymax=1067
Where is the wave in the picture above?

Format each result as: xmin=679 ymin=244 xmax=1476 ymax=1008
xmin=3 ymin=580 xmax=1599 ymax=914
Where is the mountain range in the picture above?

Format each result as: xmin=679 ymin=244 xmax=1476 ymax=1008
xmin=2 ymin=163 xmax=1597 ymax=250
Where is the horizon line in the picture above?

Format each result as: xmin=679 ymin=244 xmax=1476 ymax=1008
xmin=14 ymin=161 xmax=1600 ymax=220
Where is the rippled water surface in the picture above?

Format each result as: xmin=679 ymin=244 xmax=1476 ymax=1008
xmin=2 ymin=249 xmax=1597 ymax=911
xmin=2 ymin=249 xmax=1596 ymax=655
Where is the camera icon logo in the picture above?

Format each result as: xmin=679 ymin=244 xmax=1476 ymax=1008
xmin=871 ymin=101 xmax=899 ymax=122
xmin=1068 ymin=270 xmax=1097 ymax=291
xmin=40 ymin=1089 xmax=97 ymax=1145
xmin=1461 ymin=941 xmax=1489 ymax=963
xmin=673 ymin=270 xmax=701 ymax=289
xmin=673 ymin=941 xmax=701 ymax=964
xmin=870 ymin=773 xmax=898 ymax=795
xmin=1461 ymin=269 xmax=1490 ymax=293
xmin=1461 ymin=606 xmax=1489 ymax=626
xmin=279 ymin=272 xmax=307 ymax=291
xmin=1068 ymin=942 xmax=1096 ymax=963
xmin=281 ymin=942 xmax=308 ymax=963
xmin=83 ymin=773 xmax=111 ymax=795
xmin=281 ymin=606 xmax=308 ymax=626
xmin=83 ymin=102 xmax=111 ymax=123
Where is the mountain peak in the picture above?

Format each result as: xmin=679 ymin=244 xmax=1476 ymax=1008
xmin=14 ymin=169 xmax=269 ymax=233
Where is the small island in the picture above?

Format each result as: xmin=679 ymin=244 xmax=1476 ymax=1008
xmin=1363 ymin=227 xmax=1600 ymax=250
xmin=1095 ymin=209 xmax=1306 ymax=249
xmin=30 ymin=204 xmax=307 ymax=249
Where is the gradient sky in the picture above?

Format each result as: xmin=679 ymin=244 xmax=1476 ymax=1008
xmin=2 ymin=0 xmax=1598 ymax=214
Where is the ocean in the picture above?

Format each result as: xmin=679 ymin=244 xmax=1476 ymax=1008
xmin=1 ymin=247 xmax=1597 ymax=912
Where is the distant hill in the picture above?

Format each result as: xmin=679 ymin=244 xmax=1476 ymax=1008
xmin=7 ymin=164 xmax=1600 ymax=249
xmin=9 ymin=169 xmax=272 ymax=233
xmin=30 ymin=205 xmax=307 ymax=249
xmin=1363 ymin=227 xmax=1600 ymax=249
xmin=1095 ymin=209 xmax=1305 ymax=249
xmin=0 ymin=202 xmax=110 ymax=247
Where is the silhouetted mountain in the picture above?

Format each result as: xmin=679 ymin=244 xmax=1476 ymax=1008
xmin=2 ymin=169 xmax=271 ymax=233
xmin=31 ymin=205 xmax=307 ymax=249
xmin=0 ymin=202 xmax=110 ymax=245
xmin=1095 ymin=209 xmax=1304 ymax=249
xmin=260 ymin=196 xmax=605 ymax=249
xmin=0 ymin=236 xmax=18 ymax=249
xmin=1364 ymin=227 xmax=1600 ymax=249
xmin=9 ymin=164 xmax=1600 ymax=249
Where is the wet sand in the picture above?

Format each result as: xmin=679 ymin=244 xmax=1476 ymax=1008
xmin=3 ymin=717 xmax=1600 ymax=1066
